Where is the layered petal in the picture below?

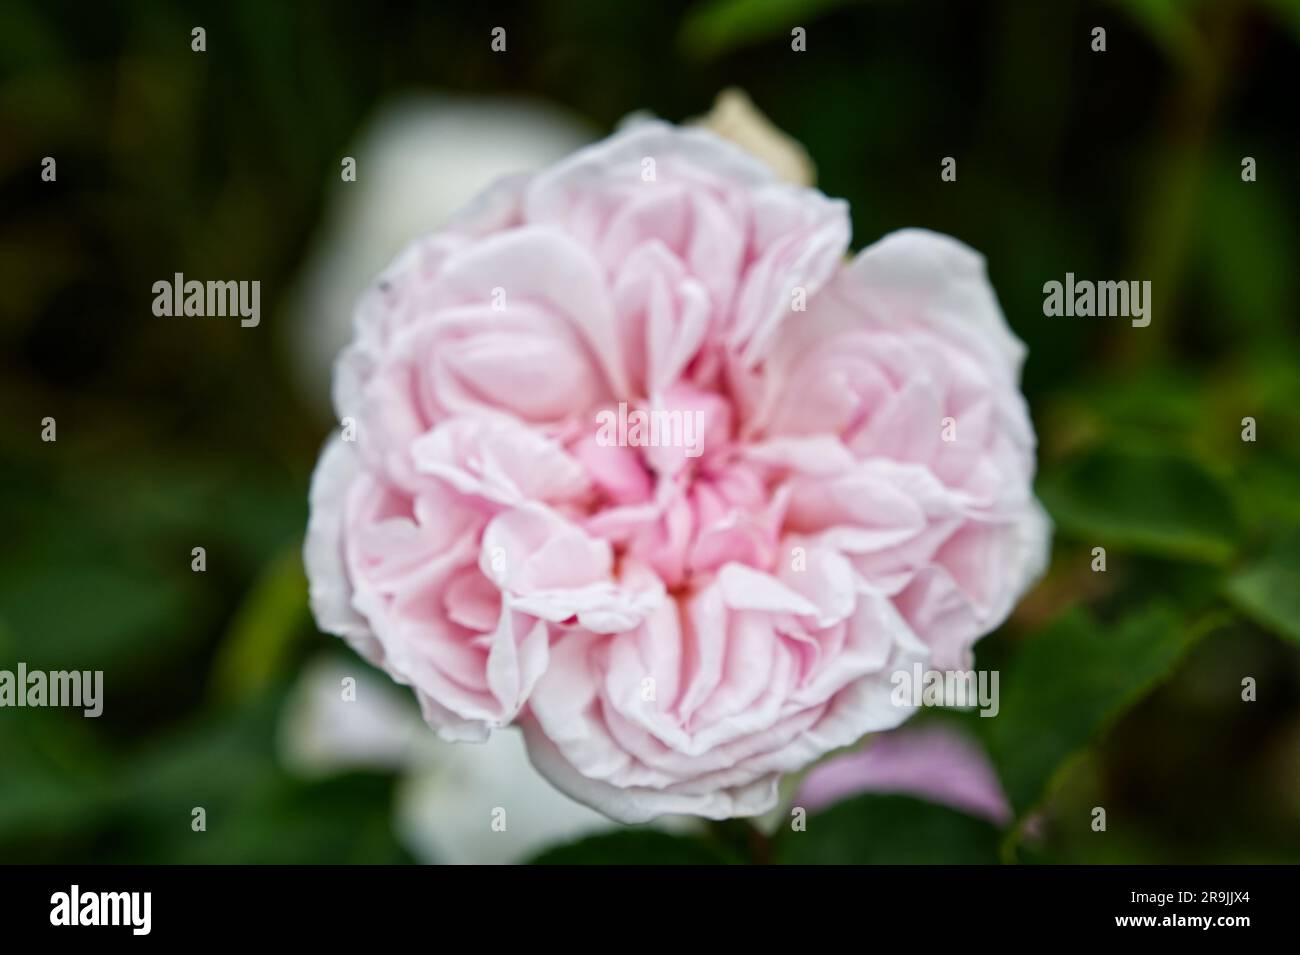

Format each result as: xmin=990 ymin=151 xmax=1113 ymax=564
xmin=305 ymin=121 xmax=1050 ymax=823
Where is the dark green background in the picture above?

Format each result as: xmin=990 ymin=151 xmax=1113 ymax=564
xmin=2 ymin=0 xmax=1298 ymax=863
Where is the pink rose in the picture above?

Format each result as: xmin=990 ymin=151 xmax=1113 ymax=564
xmin=305 ymin=120 xmax=1049 ymax=822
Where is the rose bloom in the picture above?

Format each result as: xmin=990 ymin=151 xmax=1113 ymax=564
xmin=305 ymin=120 xmax=1050 ymax=823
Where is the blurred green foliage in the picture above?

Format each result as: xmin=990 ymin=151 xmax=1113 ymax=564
xmin=1 ymin=0 xmax=1298 ymax=863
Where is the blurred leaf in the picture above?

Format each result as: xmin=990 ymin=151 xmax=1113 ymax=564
xmin=210 ymin=541 xmax=311 ymax=702
xmin=1236 ymin=453 xmax=1300 ymax=529
xmin=0 ymin=2 xmax=67 ymax=73
xmin=703 ymin=817 xmax=770 ymax=862
xmin=981 ymin=605 xmax=1205 ymax=817
xmin=106 ymin=688 xmax=408 ymax=863
xmin=0 ymin=709 xmax=109 ymax=843
xmin=1039 ymin=447 xmax=1241 ymax=564
xmin=772 ymin=794 xmax=1001 ymax=864
xmin=680 ymin=0 xmax=860 ymax=59
xmin=1193 ymin=157 xmax=1299 ymax=346
xmin=107 ymin=772 xmax=411 ymax=864
xmin=0 ymin=558 xmax=200 ymax=673
xmin=1259 ymin=0 xmax=1300 ymax=46
xmin=0 ymin=683 xmax=405 ymax=863
xmin=529 ymin=829 xmax=742 ymax=865
xmin=1050 ymin=369 xmax=1206 ymax=444
xmin=1110 ymin=0 xmax=1208 ymax=66
xmin=1226 ymin=530 xmax=1300 ymax=646
xmin=83 ymin=463 xmax=307 ymax=569
xmin=103 ymin=691 xmax=291 ymax=847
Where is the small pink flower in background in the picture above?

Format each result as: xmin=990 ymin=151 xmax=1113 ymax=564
xmin=795 ymin=722 xmax=1012 ymax=825
xmin=305 ymin=117 xmax=1050 ymax=823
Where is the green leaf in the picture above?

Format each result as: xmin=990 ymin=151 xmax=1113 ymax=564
xmin=106 ymin=772 xmax=412 ymax=865
xmin=1258 ymin=0 xmax=1300 ymax=47
xmin=529 ymin=829 xmax=742 ymax=865
xmin=83 ymin=463 xmax=308 ymax=569
xmin=105 ymin=690 xmax=410 ymax=863
xmin=0 ymin=709 xmax=111 ymax=843
xmin=1194 ymin=157 xmax=1299 ymax=346
xmin=1039 ymin=447 xmax=1241 ymax=564
xmin=0 ymin=684 xmax=404 ymax=863
xmin=772 ymin=794 xmax=1001 ymax=864
xmin=679 ymin=0 xmax=860 ymax=59
xmin=1226 ymin=530 xmax=1300 ymax=646
xmin=980 ymin=605 xmax=1205 ymax=817
xmin=0 ymin=2 xmax=69 ymax=72
xmin=1111 ymin=0 xmax=1208 ymax=67
xmin=0 ymin=559 xmax=202 ymax=674
xmin=209 ymin=541 xmax=311 ymax=702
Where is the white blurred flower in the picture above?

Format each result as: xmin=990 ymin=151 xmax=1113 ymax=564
xmin=279 ymin=653 xmax=615 ymax=864
xmin=279 ymin=656 xmax=422 ymax=776
xmin=288 ymin=93 xmax=595 ymax=412
xmin=395 ymin=728 xmax=614 ymax=866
